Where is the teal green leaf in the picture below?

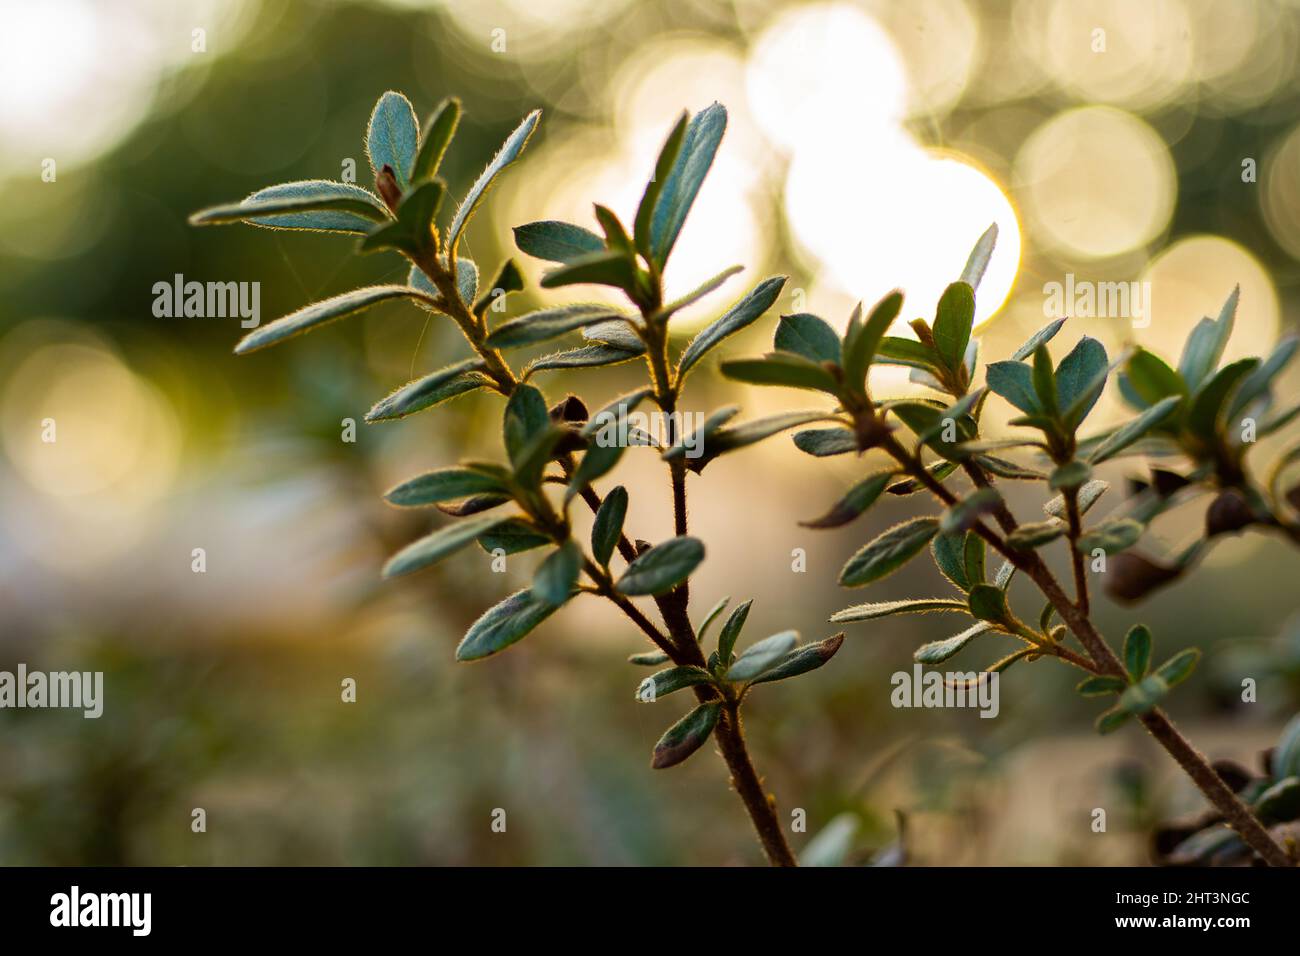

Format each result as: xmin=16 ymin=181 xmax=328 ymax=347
xmin=696 ymin=597 xmax=730 ymax=644
xmin=1056 ymin=336 xmax=1108 ymax=426
xmin=1011 ymin=317 xmax=1067 ymax=361
xmin=615 ymin=536 xmax=705 ymax=596
xmin=412 ymin=96 xmax=460 ymax=184
xmin=1186 ymin=357 xmax=1259 ymax=440
xmin=844 ymin=292 xmax=906 ymax=387
xmin=479 ymin=518 xmax=551 ymax=555
xmin=474 ymin=259 xmax=526 ymax=316
xmin=189 ymin=180 xmax=388 ymax=231
xmin=565 ymin=440 xmax=625 ymax=501
xmin=831 ymin=598 xmax=968 ymax=623
xmin=1089 ymin=396 xmax=1181 ymax=463
xmin=1154 ymin=647 xmax=1199 ymax=688
xmin=540 ymin=250 xmax=639 ymax=293
xmin=966 ymin=584 xmax=1009 ymax=624
xmin=366 ymin=360 xmax=490 ymax=421
xmin=669 ymin=410 xmax=833 ymax=471
xmin=940 ymin=487 xmax=1001 ymax=534
xmin=384 ymin=514 xmax=509 ymax=578
xmin=1095 ymin=707 xmax=1132 ymax=735
xmin=800 ymin=470 xmax=893 ymax=529
xmin=650 ymin=102 xmax=726 ymax=266
xmin=651 ymin=701 xmax=720 ymax=769
xmin=659 ymin=264 xmax=743 ymax=319
xmin=629 ymin=650 xmax=670 ymax=666
xmin=1123 ymin=624 xmax=1152 ymax=679
xmin=1077 ymin=675 xmax=1128 ymax=697
xmin=959 ymin=223 xmax=998 ymax=290
xmin=1125 ymin=349 xmax=1186 ymax=405
xmin=840 ymin=517 xmax=940 ymax=587
xmin=533 ymin=539 xmax=580 ymax=606
xmin=1228 ymin=335 xmax=1298 ymax=419
xmin=456 ymin=587 xmax=558 ymax=661
xmin=366 ymin=91 xmax=420 ymax=191
xmin=717 ymin=599 xmax=752 ymax=665
xmin=1007 ymin=519 xmax=1067 ymax=550
xmin=513 ymin=219 xmax=605 ymax=264
xmin=384 ymin=466 xmax=510 ymax=507
xmin=503 ymin=384 xmax=550 ymax=468
xmin=750 ymin=633 xmax=845 ymax=686
xmin=775 ymin=312 xmax=841 ymax=365
xmin=1178 ymin=285 xmax=1237 ymax=389
xmin=725 ymin=630 xmax=798 ymax=683
xmin=636 ymin=666 xmax=713 ymax=701
xmin=678 ymin=275 xmax=787 ymax=378
xmin=634 ymin=111 xmax=687 ymax=257
xmin=1077 ymin=517 xmax=1143 ymax=555
xmin=1118 ymin=674 xmax=1168 ymax=715
xmin=1049 ymin=460 xmax=1092 ymax=490
xmin=873 ymin=334 xmax=934 ymax=371
xmin=984 ymin=360 xmax=1040 ymax=414
xmin=914 ymin=623 xmax=993 ymax=664
xmin=234 ymin=285 xmax=436 ymax=354
xmin=931 ymin=530 xmax=984 ymax=592
xmin=793 ymin=427 xmax=857 ymax=457
xmin=720 ymin=351 xmax=839 ymax=393
xmin=590 ymin=485 xmax=628 ymax=567
xmin=524 ymin=342 xmax=644 ymax=376
xmin=932 ymin=281 xmax=975 ymax=373
xmin=1043 ymin=478 xmax=1108 ymax=518
xmin=447 ymin=109 xmax=541 ymax=252
xmin=487 ymin=304 xmax=626 ymax=349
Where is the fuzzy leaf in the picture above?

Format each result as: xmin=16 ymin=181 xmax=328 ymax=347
xmin=959 ymin=223 xmax=998 ymax=290
xmin=932 ymin=282 xmax=975 ymax=373
xmin=448 ymin=109 xmax=541 ymax=252
xmin=1154 ymin=647 xmax=1199 ymax=688
xmin=914 ymin=622 xmax=993 ymax=664
xmin=384 ymin=514 xmax=510 ymax=578
xmin=775 ymin=313 xmax=841 ymax=365
xmin=513 ymin=219 xmax=605 ymax=264
xmin=1123 ymin=624 xmax=1152 ymax=680
xmin=456 ymin=587 xmax=558 ymax=661
xmin=792 ymin=427 xmax=858 ymax=457
xmin=801 ymin=471 xmax=893 ymax=529
xmin=1011 ymin=317 xmax=1067 ymax=362
xmin=533 ymin=539 xmax=580 ymax=607
xmin=726 ymin=630 xmax=798 ymax=683
xmin=652 ymin=701 xmax=721 ymax=769
xmin=384 ymin=466 xmax=509 ymax=507
xmin=650 ymin=102 xmax=726 ymax=266
xmin=616 ymin=536 xmax=705 ymax=596
xmin=840 ymin=517 xmax=940 ymax=587
xmin=830 ymin=598 xmax=968 ymax=623
xmin=750 ymin=633 xmax=845 ymax=686
xmin=590 ymin=486 xmax=628 ymax=567
xmin=1077 ymin=517 xmax=1143 ymax=555
xmin=678 ymin=276 xmax=787 ymax=378
xmin=1007 ymin=519 xmax=1067 ymax=550
xmin=367 ymin=360 xmax=490 ymax=422
xmin=1089 ymin=396 xmax=1182 ymax=463
xmin=717 ymin=599 xmax=752 ymax=665
xmin=235 ymin=285 xmax=436 ymax=354
xmin=637 ymin=666 xmax=713 ymax=702
xmin=1178 ymin=286 xmax=1237 ymax=389
xmin=366 ymin=91 xmax=420 ymax=191
xmin=189 ymin=181 xmax=389 ymax=231
xmin=487 ymin=304 xmax=626 ymax=349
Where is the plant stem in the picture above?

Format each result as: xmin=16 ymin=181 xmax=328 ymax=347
xmin=711 ymin=699 xmax=798 ymax=867
xmin=886 ymin=439 xmax=1292 ymax=866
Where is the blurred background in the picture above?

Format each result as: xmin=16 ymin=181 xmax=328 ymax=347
xmin=2 ymin=0 xmax=1300 ymax=865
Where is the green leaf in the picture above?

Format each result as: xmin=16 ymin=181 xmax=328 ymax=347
xmin=888 ymin=401 xmax=974 ymax=461
xmin=750 ymin=633 xmax=845 ymax=686
xmin=887 ymin=460 xmax=959 ymax=495
xmin=411 ymin=96 xmax=460 ymax=184
xmin=651 ymin=701 xmax=721 ymax=769
xmin=503 ymin=384 xmax=550 ymax=469
xmin=1054 ymin=336 xmax=1108 ymax=424
xmin=629 ymin=650 xmax=670 ymax=666
xmin=513 ymin=219 xmax=605 ymax=264
xmin=650 ymin=102 xmax=726 ymax=266
xmin=1179 ymin=285 xmax=1238 ymax=389
xmin=959 ymin=223 xmax=998 ymax=290
xmin=985 ymin=360 xmax=1040 ymax=415
xmin=678 ymin=276 xmax=787 ymax=378
xmin=384 ymin=466 xmax=510 ymax=507
xmin=932 ymin=282 xmax=975 ymax=373
xmin=540 ymin=250 xmax=639 ymax=293
xmin=873 ymin=334 xmax=935 ymax=372
xmin=366 ymin=91 xmax=420 ymax=191
xmin=1095 ymin=707 xmax=1131 ymax=735
xmin=793 ymin=427 xmax=858 ymax=458
xmin=1228 ymin=335 xmax=1299 ymax=419
xmin=456 ymin=587 xmax=558 ymax=661
xmin=845 ymin=292 xmax=905 ymax=387
xmin=533 ymin=539 xmax=580 ymax=606
xmin=1031 ymin=345 xmax=1059 ymax=419
xmin=1125 ymin=348 xmax=1187 ymax=405
xmin=914 ymin=622 xmax=993 ymax=664
xmin=616 ymin=536 xmax=705 ymax=596
xmin=696 ymin=597 xmax=730 ymax=644
xmin=565 ymin=440 xmax=625 ymax=501
xmin=634 ymin=111 xmax=687 ymax=258
xmin=994 ymin=560 xmax=1016 ymax=590
xmin=800 ymin=471 xmax=893 ymax=529
xmin=976 ymin=454 xmax=1047 ymax=481
xmin=1077 ymin=675 xmax=1128 ymax=697
xmin=1118 ymin=674 xmax=1168 ymax=715
xmin=931 ymin=530 xmax=984 ymax=592
xmin=189 ymin=181 xmax=389 ymax=231
xmin=659 ymin=264 xmax=743 ymax=319
xmin=671 ymin=410 xmax=834 ymax=471
xmin=234 ymin=285 xmax=436 ymax=354
xmin=636 ymin=666 xmax=713 ymax=702
xmin=1077 ymin=517 xmax=1143 ymax=555
xmin=590 ymin=485 xmax=629 ymax=567
xmin=966 ymin=584 xmax=1009 ymax=623
xmin=487 ymin=304 xmax=626 ymax=349
xmin=1089 ymin=396 xmax=1182 ymax=463
xmin=1154 ymin=647 xmax=1200 ymax=688
xmin=478 ymin=518 xmax=551 ymax=555
xmin=776 ymin=313 xmax=841 ymax=365
xmin=940 ymin=487 xmax=1001 ymax=534
xmin=447 ymin=109 xmax=541 ymax=252
xmin=1011 ymin=317 xmax=1067 ymax=362
xmin=1186 ymin=358 xmax=1258 ymax=440
xmin=714 ymin=601 xmax=754 ymax=670
xmin=360 ymin=179 xmax=445 ymax=256
xmin=525 ymin=342 xmax=644 ymax=376
xmin=726 ymin=630 xmax=798 ymax=683
xmin=720 ymin=352 xmax=839 ymax=393
xmin=383 ymin=514 xmax=510 ymax=578
xmin=1275 ymin=714 xmax=1300 ymax=779
xmin=593 ymin=203 xmax=633 ymax=255
xmin=1049 ymin=460 xmax=1092 ymax=490
xmin=1007 ymin=519 xmax=1067 ymax=550
xmin=831 ymin=598 xmax=968 ymax=623
xmin=1123 ymin=624 xmax=1152 ymax=680
xmin=1044 ymin=480 xmax=1107 ymax=519
xmin=1254 ymin=777 xmax=1300 ymax=825
xmin=840 ymin=517 xmax=940 ymax=587
xmin=799 ymin=812 xmax=860 ymax=867
xmin=366 ymin=360 xmax=491 ymax=422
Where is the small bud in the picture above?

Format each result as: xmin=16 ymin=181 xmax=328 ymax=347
xmin=1205 ymin=489 xmax=1253 ymax=537
xmin=376 ymin=164 xmax=402 ymax=211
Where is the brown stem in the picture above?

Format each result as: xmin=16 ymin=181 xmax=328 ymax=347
xmin=888 ymin=441 xmax=1292 ymax=865
xmin=711 ymin=699 xmax=798 ymax=866
xmin=1063 ymin=488 xmax=1090 ymax=616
